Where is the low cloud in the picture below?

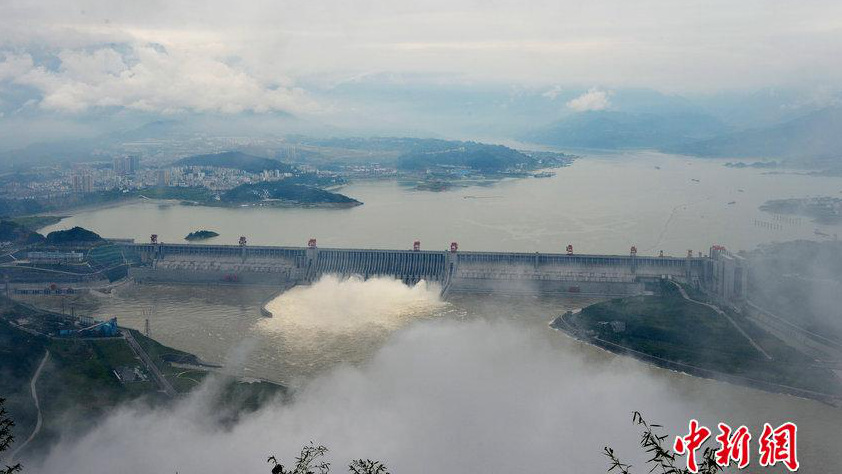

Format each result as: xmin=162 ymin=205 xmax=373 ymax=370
xmin=542 ymin=85 xmax=563 ymax=100
xmin=566 ymin=88 xmax=612 ymax=112
xmin=30 ymin=319 xmax=697 ymax=474
xmin=0 ymin=45 xmax=319 ymax=115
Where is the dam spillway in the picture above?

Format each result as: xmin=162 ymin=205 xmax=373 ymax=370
xmin=121 ymin=242 xmax=736 ymax=299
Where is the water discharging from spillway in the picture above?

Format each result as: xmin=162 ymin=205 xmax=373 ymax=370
xmin=258 ymin=275 xmax=448 ymax=376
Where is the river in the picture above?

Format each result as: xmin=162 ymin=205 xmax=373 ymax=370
xmin=42 ymin=152 xmax=842 ymax=255
xmin=32 ymin=152 xmax=842 ymax=470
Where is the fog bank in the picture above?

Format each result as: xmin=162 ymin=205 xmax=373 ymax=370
xmin=33 ymin=319 xmax=696 ymax=473
xmin=262 ymin=275 xmax=445 ymax=332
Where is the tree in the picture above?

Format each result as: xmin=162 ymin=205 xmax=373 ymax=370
xmin=0 ymin=398 xmax=22 ymax=474
xmin=347 ymin=459 xmax=389 ymax=474
xmin=269 ymin=413 xmax=722 ymax=474
xmin=604 ymin=412 xmax=722 ymax=474
xmin=268 ymin=443 xmax=389 ymax=474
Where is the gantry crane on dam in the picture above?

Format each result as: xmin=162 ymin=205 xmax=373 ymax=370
xmin=120 ymin=235 xmax=747 ymax=302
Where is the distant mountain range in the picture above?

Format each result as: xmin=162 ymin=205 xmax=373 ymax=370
xmin=668 ymin=107 xmax=842 ymax=165
xmin=526 ymin=106 xmax=842 ymax=169
xmin=525 ymin=110 xmax=728 ymax=149
xmin=173 ymin=151 xmax=296 ymax=174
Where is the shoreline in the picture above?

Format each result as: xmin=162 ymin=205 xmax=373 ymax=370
xmin=550 ymin=311 xmax=842 ymax=406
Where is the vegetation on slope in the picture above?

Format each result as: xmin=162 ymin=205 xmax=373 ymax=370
xmin=557 ymin=280 xmax=840 ymax=396
xmin=0 ymin=297 xmax=285 ymax=459
xmin=185 ymin=230 xmax=220 ymax=241
xmin=396 ymin=140 xmax=570 ymax=173
xmin=6 ymin=216 xmax=64 ymax=231
xmin=222 ymin=181 xmax=361 ymax=206
xmin=174 ymin=151 xmax=297 ymax=174
xmin=671 ymin=106 xmax=842 ymax=164
xmin=0 ymin=221 xmax=44 ymax=245
xmin=759 ymin=197 xmax=842 ymax=224
xmin=137 ymin=186 xmax=214 ymax=201
xmin=44 ymin=226 xmax=103 ymax=245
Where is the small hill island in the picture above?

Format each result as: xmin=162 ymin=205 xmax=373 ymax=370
xmin=221 ymin=181 xmax=362 ymax=208
xmin=185 ymin=230 xmax=220 ymax=241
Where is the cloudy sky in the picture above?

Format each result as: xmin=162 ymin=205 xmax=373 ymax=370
xmin=1 ymin=0 xmax=840 ymax=119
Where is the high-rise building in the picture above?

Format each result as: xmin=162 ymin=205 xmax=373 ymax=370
xmin=128 ymin=155 xmax=140 ymax=174
xmin=72 ymin=173 xmax=94 ymax=193
xmin=156 ymin=169 xmax=171 ymax=187
xmin=113 ymin=157 xmax=126 ymax=175
xmin=113 ymin=156 xmax=141 ymax=175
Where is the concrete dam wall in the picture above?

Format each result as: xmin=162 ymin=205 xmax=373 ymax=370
xmin=123 ymin=242 xmax=717 ymax=298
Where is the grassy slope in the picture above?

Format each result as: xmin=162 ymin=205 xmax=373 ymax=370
xmin=8 ymin=215 xmax=65 ymax=231
xmin=0 ymin=298 xmax=285 ymax=457
xmin=0 ymin=318 xmax=48 ymax=438
xmin=569 ymin=282 xmax=840 ymax=395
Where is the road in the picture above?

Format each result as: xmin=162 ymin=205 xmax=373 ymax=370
xmin=123 ymin=329 xmax=177 ymax=397
xmin=672 ymin=281 xmax=772 ymax=360
xmin=9 ymin=350 xmax=50 ymax=462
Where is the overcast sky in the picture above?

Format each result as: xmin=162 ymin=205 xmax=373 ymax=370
xmin=1 ymin=0 xmax=840 ymax=117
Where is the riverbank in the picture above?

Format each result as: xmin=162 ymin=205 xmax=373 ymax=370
xmin=0 ymin=296 xmax=286 ymax=458
xmin=551 ymin=282 xmax=842 ymax=405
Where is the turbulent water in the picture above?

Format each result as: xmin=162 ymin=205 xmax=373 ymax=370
xmin=24 ymin=152 xmax=842 ymax=470
xmin=26 ymin=278 xmax=842 ymax=472
xmin=259 ymin=276 xmax=447 ymax=378
xmin=262 ymin=275 xmax=445 ymax=332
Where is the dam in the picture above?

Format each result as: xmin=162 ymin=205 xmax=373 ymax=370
xmin=122 ymin=240 xmax=746 ymax=301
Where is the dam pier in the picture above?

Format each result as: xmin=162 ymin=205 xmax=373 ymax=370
xmin=123 ymin=239 xmax=747 ymax=302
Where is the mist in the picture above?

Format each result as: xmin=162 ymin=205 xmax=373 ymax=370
xmin=262 ymin=275 xmax=444 ymax=332
xmin=23 ymin=276 xmax=697 ymax=473
xmin=14 ymin=271 xmax=842 ymax=472
xmin=257 ymin=275 xmax=448 ymax=378
xmin=31 ymin=319 xmax=700 ymax=474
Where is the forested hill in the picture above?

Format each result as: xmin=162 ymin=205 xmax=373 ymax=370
xmin=221 ymin=181 xmax=361 ymax=207
xmin=45 ymin=226 xmax=103 ymax=244
xmin=525 ymin=110 xmax=727 ymax=149
xmin=173 ymin=151 xmax=297 ymax=174
xmin=396 ymin=141 xmax=569 ymax=172
xmin=669 ymin=107 xmax=842 ymax=164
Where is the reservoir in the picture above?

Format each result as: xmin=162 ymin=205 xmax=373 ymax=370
xmin=43 ymin=152 xmax=842 ymax=255
xmin=33 ymin=152 xmax=842 ymax=470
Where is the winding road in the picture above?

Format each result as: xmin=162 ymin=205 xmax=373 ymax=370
xmin=9 ymin=350 xmax=50 ymax=462
xmin=671 ymin=281 xmax=772 ymax=360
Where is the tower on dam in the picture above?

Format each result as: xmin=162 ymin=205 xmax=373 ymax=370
xmin=123 ymin=238 xmax=749 ymax=303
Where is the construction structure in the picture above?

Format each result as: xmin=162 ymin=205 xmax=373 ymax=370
xmin=121 ymin=239 xmax=748 ymax=301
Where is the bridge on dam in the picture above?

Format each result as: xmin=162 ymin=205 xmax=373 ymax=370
xmin=121 ymin=240 xmax=744 ymax=300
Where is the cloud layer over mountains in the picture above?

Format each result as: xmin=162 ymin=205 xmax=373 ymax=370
xmin=1 ymin=0 xmax=841 ymax=118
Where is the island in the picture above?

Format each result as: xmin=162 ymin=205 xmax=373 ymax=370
xmin=185 ymin=230 xmax=220 ymax=241
xmin=396 ymin=141 xmax=573 ymax=175
xmin=220 ymin=181 xmax=362 ymax=208
xmin=759 ymin=197 xmax=842 ymax=224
